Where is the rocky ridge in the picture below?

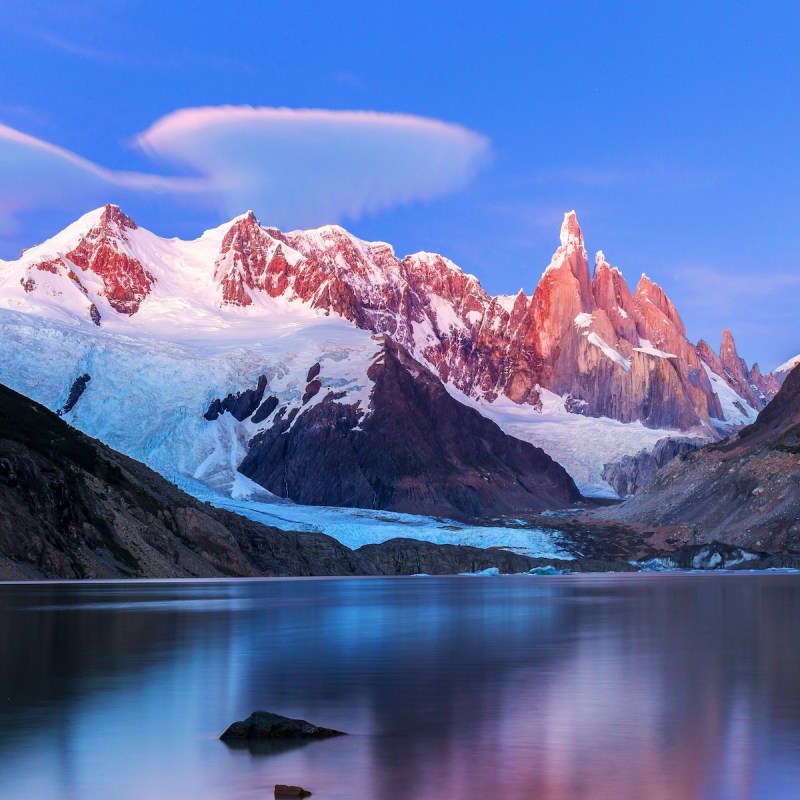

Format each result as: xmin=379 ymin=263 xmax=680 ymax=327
xmin=602 ymin=436 xmax=708 ymax=497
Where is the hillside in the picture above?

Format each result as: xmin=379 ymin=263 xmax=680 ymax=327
xmin=593 ymin=366 xmax=800 ymax=551
xmin=0 ymin=383 xmax=375 ymax=579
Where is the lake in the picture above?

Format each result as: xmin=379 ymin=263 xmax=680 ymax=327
xmin=1 ymin=574 xmax=799 ymax=799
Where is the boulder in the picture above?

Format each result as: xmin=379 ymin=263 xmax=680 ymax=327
xmin=219 ymin=711 xmax=345 ymax=741
xmin=275 ymin=787 xmax=312 ymax=798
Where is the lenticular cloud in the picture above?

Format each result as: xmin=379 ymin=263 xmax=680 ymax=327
xmin=134 ymin=106 xmax=491 ymax=228
xmin=0 ymin=107 xmax=489 ymax=241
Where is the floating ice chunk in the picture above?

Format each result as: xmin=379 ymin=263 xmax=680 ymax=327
xmin=459 ymin=567 xmax=501 ymax=576
xmin=527 ymin=565 xmax=562 ymax=575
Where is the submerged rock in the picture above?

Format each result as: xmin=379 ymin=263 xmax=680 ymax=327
xmin=219 ymin=711 xmax=345 ymax=741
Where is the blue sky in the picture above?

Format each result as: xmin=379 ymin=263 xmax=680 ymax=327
xmin=1 ymin=0 xmax=798 ymax=368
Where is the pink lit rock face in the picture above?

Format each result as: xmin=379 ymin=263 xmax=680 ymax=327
xmin=13 ymin=205 xmax=779 ymax=432
xmin=24 ymin=204 xmax=155 ymax=315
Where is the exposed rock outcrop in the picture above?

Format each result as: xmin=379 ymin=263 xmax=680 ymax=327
xmin=602 ymin=436 xmax=707 ymax=496
xmin=23 ymin=204 xmax=155 ymax=315
xmin=697 ymin=330 xmax=780 ymax=411
xmin=238 ymin=338 xmax=580 ymax=518
xmin=205 ymin=375 xmax=268 ymax=421
xmin=57 ymin=373 xmax=91 ymax=416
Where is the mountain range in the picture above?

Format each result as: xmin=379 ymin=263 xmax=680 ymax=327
xmin=0 ymin=204 xmax=795 ymax=526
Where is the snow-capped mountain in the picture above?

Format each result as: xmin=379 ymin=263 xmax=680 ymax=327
xmin=0 ymin=204 xmax=779 ymax=513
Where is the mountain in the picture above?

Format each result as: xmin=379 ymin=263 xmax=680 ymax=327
xmin=238 ymin=336 xmax=579 ymax=517
xmin=593 ymin=365 xmax=800 ymax=551
xmin=0 ymin=204 xmax=781 ymax=511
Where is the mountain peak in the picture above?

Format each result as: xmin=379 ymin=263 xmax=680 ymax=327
xmin=595 ymin=249 xmax=606 ymax=267
xmin=98 ymin=203 xmax=139 ymax=231
xmin=721 ymin=327 xmax=736 ymax=349
xmin=720 ymin=328 xmax=744 ymax=369
xmin=560 ymin=211 xmax=583 ymax=248
xmin=223 ymin=209 xmax=263 ymax=230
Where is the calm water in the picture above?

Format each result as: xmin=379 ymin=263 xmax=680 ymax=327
xmin=1 ymin=575 xmax=800 ymax=800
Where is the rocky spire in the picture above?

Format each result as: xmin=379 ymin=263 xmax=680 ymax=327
xmin=591 ymin=250 xmax=638 ymax=347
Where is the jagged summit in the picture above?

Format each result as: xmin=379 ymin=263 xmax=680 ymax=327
xmin=560 ymin=210 xmax=584 ymax=248
xmin=98 ymin=203 xmax=138 ymax=231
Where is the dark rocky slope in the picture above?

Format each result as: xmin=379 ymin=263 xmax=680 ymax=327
xmin=593 ymin=365 xmax=800 ymax=551
xmin=238 ymin=337 xmax=581 ymax=518
xmin=0 ymin=383 xmax=374 ymax=580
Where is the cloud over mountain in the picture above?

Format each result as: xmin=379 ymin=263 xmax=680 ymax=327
xmin=0 ymin=107 xmax=489 ymax=237
xmin=134 ymin=106 xmax=490 ymax=228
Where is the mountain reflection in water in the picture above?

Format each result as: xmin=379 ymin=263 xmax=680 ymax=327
xmin=1 ymin=575 xmax=799 ymax=800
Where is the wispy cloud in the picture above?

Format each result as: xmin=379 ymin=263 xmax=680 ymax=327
xmin=30 ymin=29 xmax=130 ymax=64
xmin=526 ymin=164 xmax=725 ymax=191
xmin=0 ymin=104 xmax=50 ymax=128
xmin=134 ymin=106 xmax=491 ymax=228
xmin=0 ymin=123 xmax=204 ymax=230
xmin=674 ymin=265 xmax=800 ymax=308
xmin=0 ymin=107 xmax=490 ymax=235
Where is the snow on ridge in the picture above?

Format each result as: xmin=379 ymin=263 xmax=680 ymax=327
xmin=14 ymin=205 xmax=114 ymax=265
xmin=495 ymin=293 xmax=522 ymax=313
xmin=0 ymin=304 xmax=383 ymax=501
xmin=776 ymin=354 xmax=800 ymax=374
xmin=702 ymin=362 xmax=758 ymax=430
xmin=574 ymin=312 xmax=593 ymax=330
xmin=441 ymin=381 xmax=699 ymax=498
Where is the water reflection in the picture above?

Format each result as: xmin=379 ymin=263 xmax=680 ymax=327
xmin=1 ymin=575 xmax=799 ymax=799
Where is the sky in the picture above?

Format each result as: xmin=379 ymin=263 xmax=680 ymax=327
xmin=0 ymin=0 xmax=798 ymax=369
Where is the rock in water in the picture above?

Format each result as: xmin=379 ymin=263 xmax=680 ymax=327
xmin=275 ymin=786 xmax=312 ymax=798
xmin=219 ymin=711 xmax=345 ymax=741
